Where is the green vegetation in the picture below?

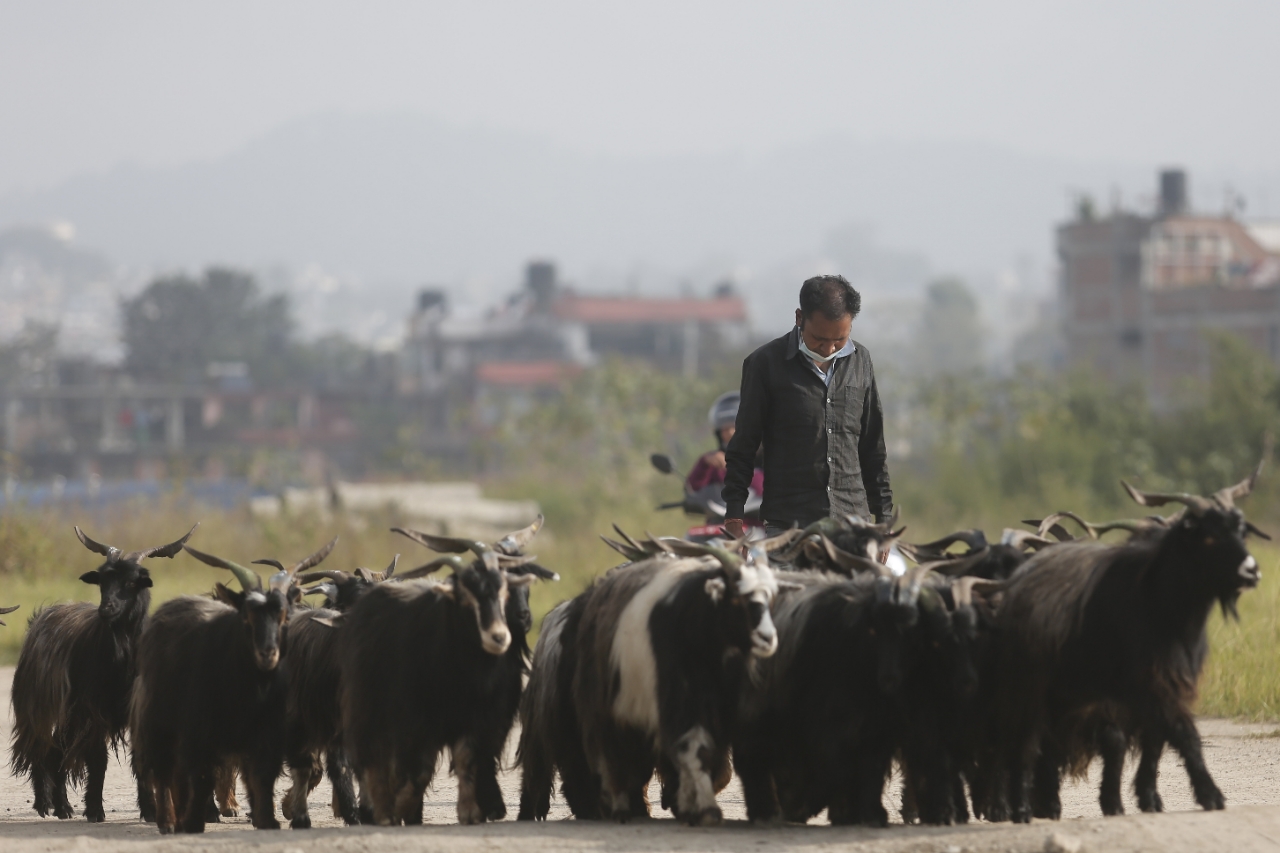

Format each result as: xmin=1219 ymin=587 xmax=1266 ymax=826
xmin=2 ymin=332 xmax=1280 ymax=719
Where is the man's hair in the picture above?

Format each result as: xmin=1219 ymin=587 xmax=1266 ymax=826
xmin=799 ymin=275 xmax=861 ymax=321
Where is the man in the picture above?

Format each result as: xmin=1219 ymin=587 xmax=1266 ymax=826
xmin=722 ymin=275 xmax=892 ymax=546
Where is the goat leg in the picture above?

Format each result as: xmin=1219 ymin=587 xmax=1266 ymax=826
xmin=1030 ymin=744 xmax=1063 ymax=820
xmin=214 ymin=759 xmax=239 ymax=817
xmin=1134 ymin=730 xmax=1165 ymax=813
xmin=286 ymin=763 xmax=312 ymax=829
xmin=472 ymin=744 xmax=507 ymax=821
xmin=136 ymin=773 xmax=156 ymax=823
xmin=84 ymin=740 xmax=109 ymax=823
xmin=245 ymin=761 xmax=281 ymax=829
xmin=154 ymin=779 xmax=176 ymax=835
xmin=1099 ymin=724 xmax=1127 ymax=816
xmin=48 ymin=748 xmax=75 ymax=820
xmin=670 ymin=725 xmax=721 ymax=826
xmin=1166 ymin=713 xmax=1225 ymax=810
xmin=325 ymin=746 xmax=360 ymax=825
xmin=362 ymin=767 xmax=396 ymax=826
xmin=733 ymin=738 xmax=781 ymax=825
xmin=452 ymin=739 xmax=486 ymax=825
xmin=31 ymin=750 xmax=53 ymax=818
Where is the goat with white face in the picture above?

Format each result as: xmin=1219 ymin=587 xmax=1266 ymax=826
xmin=572 ymin=541 xmax=788 ymax=826
xmin=131 ymin=540 xmax=328 ymax=834
xmin=339 ymin=526 xmax=549 ymax=826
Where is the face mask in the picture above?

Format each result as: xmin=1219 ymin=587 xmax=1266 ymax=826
xmin=798 ymin=332 xmax=844 ymax=364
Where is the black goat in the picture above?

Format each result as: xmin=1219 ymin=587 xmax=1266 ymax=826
xmin=516 ymin=595 xmax=600 ymax=820
xmin=10 ymin=525 xmax=196 ymax=822
xmin=990 ymin=466 xmax=1265 ymax=823
xmin=130 ymin=538 xmax=334 ymax=833
xmin=340 ymin=521 xmax=551 ymax=825
xmin=571 ymin=540 xmax=787 ymax=825
xmin=735 ymin=562 xmax=979 ymax=826
xmin=278 ymin=554 xmax=399 ymax=829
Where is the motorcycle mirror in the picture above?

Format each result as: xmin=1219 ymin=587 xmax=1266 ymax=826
xmin=650 ymin=453 xmax=676 ymax=475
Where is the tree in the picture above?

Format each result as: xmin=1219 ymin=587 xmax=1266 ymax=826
xmin=121 ymin=268 xmax=295 ymax=386
xmin=916 ymin=277 xmax=983 ymax=377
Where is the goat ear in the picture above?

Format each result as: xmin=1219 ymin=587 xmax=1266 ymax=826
xmin=705 ymin=577 xmax=727 ymax=603
xmin=213 ymin=582 xmax=242 ymax=607
xmin=505 ymin=572 xmax=536 ymax=588
xmin=136 ymin=574 xmax=153 ymax=589
xmin=79 ymin=571 xmax=101 ymax=585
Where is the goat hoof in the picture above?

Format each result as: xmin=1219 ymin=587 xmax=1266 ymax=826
xmin=1196 ymin=786 xmax=1225 ymax=811
xmin=55 ymin=807 xmax=76 ymax=820
xmin=85 ymin=809 xmax=106 ymax=823
xmin=290 ymin=815 xmax=311 ymax=830
xmin=457 ymin=807 xmax=486 ymax=826
xmin=1138 ymin=791 xmax=1163 ymax=813
xmin=157 ymin=826 xmax=173 ymax=835
xmin=686 ymin=806 xmax=722 ymax=827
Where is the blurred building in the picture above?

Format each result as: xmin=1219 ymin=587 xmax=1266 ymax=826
xmin=1059 ymin=168 xmax=1280 ymax=399
xmin=402 ymin=260 xmax=750 ymax=401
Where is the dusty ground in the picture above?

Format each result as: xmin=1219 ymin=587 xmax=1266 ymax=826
xmin=2 ymin=666 xmax=1280 ymax=852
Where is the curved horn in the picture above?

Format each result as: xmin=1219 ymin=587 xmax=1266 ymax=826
xmin=1031 ymin=511 xmax=1098 ymax=541
xmin=1121 ymin=480 xmax=1213 ymax=515
xmin=252 ymin=559 xmax=287 ymax=572
xmin=74 ymin=527 xmax=121 ymax=562
xmin=1086 ymin=517 xmax=1168 ymax=538
xmin=921 ymin=546 xmax=993 ymax=578
xmin=289 ymin=536 xmax=339 ymax=575
xmin=612 ymin=524 xmax=645 ymax=552
xmin=662 ymin=539 xmax=743 ymax=575
xmin=760 ymin=526 xmax=804 ymax=553
xmin=396 ymin=554 xmax=469 ymax=580
xmin=495 ymin=514 xmax=545 ymax=555
xmin=1213 ymin=458 xmax=1265 ymax=509
xmin=907 ymin=529 xmax=988 ymax=555
xmin=0 ymin=603 xmax=18 ymax=626
xmin=1247 ymin=520 xmax=1273 ymax=541
xmin=183 ymin=544 xmax=261 ymax=591
xmin=297 ymin=569 xmax=353 ymax=586
xmin=496 ymin=553 xmax=539 ymax=569
xmin=820 ymin=535 xmax=892 ymax=578
xmin=1000 ymin=529 xmax=1057 ymax=552
xmin=392 ymin=527 xmax=488 ymax=558
xmin=893 ymin=564 xmax=931 ymax=608
xmin=121 ymin=522 xmax=201 ymax=562
xmin=382 ymin=554 xmax=400 ymax=579
xmin=950 ymin=576 xmax=1003 ymax=608
xmin=601 ymin=535 xmax=647 ymax=562
xmin=508 ymin=562 xmax=560 ymax=581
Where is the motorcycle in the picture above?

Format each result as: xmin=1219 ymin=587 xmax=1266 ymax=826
xmin=650 ymin=452 xmax=763 ymax=543
xmin=649 ymin=451 xmax=909 ymax=573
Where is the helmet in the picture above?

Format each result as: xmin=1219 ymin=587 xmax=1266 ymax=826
xmin=708 ymin=391 xmax=740 ymax=431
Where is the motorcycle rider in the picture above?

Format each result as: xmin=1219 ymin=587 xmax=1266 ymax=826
xmin=687 ymin=391 xmax=763 ymax=521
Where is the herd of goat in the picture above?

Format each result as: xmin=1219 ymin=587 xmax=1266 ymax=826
xmin=0 ymin=463 xmax=1268 ymax=833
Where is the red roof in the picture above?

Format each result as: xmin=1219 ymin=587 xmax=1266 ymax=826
xmin=476 ymin=360 xmax=583 ymax=387
xmin=553 ymin=294 xmax=747 ymax=324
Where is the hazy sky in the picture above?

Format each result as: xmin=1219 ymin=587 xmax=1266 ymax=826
xmin=2 ymin=0 xmax=1278 ymax=195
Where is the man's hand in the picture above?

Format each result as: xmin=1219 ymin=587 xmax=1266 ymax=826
xmin=701 ymin=450 xmax=727 ymax=472
xmin=878 ymin=547 xmax=890 ymax=565
xmin=723 ymin=518 xmax=745 ymax=539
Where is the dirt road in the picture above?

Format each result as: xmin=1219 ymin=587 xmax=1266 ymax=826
xmin=2 ymin=665 xmax=1279 ymax=852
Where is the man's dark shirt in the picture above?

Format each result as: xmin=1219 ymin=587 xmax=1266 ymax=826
xmin=723 ymin=326 xmax=893 ymax=526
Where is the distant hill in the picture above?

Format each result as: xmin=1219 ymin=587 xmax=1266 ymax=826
xmin=1 ymin=112 xmax=1276 ymax=335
